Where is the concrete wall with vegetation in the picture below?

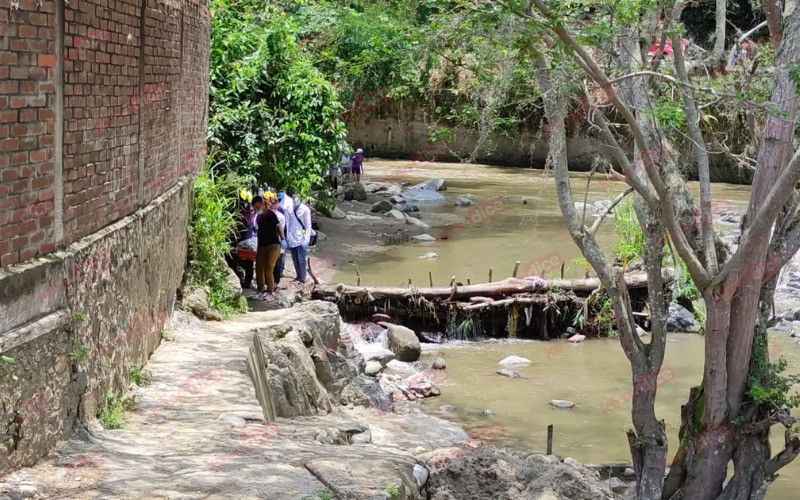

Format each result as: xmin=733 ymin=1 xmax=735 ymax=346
xmin=347 ymin=100 xmax=753 ymax=184
xmin=0 ymin=0 xmax=210 ymax=473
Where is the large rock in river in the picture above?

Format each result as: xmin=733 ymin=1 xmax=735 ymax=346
xmin=403 ymin=188 xmax=446 ymax=202
xmin=409 ymin=178 xmax=447 ymax=191
xmin=666 ymin=303 xmax=700 ymax=332
xmin=382 ymin=323 xmax=421 ymax=362
xmin=371 ymin=199 xmax=393 ymax=213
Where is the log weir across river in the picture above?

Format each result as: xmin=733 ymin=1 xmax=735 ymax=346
xmin=311 ymin=270 xmax=670 ymax=340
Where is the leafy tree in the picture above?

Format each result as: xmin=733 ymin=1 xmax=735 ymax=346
xmin=209 ymin=0 xmax=347 ymax=194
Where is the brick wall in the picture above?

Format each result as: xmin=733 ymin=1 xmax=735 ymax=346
xmin=0 ymin=0 xmax=210 ymax=266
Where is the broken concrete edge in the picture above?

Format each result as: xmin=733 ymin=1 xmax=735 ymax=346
xmin=0 ymin=179 xmax=193 ymax=474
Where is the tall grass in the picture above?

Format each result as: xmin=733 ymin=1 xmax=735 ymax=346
xmin=188 ymin=152 xmax=248 ymax=315
xmin=612 ymin=199 xmax=646 ymax=265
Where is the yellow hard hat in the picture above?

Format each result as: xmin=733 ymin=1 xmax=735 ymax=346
xmin=239 ymin=189 xmax=253 ymax=203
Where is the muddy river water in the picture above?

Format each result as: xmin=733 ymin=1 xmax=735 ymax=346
xmin=329 ymin=160 xmax=800 ymax=498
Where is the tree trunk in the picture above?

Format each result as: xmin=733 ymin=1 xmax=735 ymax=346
xmin=712 ymin=0 xmax=727 ymax=66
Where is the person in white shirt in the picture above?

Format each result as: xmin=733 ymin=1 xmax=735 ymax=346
xmin=285 ymin=195 xmax=313 ymax=282
xmin=278 ymin=189 xmax=293 ymax=214
xmin=270 ymin=197 xmax=287 ymax=288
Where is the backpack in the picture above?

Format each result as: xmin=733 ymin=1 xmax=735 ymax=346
xmin=293 ymin=204 xmax=318 ymax=247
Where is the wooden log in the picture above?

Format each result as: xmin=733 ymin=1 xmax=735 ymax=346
xmin=460 ymin=295 xmax=555 ymax=312
xmin=312 ymin=269 xmax=671 ymax=302
xmin=547 ymin=424 xmax=554 ymax=455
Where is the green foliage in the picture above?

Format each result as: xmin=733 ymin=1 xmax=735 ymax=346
xmin=73 ymin=312 xmax=89 ymax=324
xmin=612 ymin=199 xmax=646 ymax=266
xmin=384 ymin=483 xmax=401 ymax=500
xmin=301 ymin=490 xmax=332 ymax=500
xmin=98 ymin=389 xmax=134 ymax=430
xmin=130 ymin=365 xmax=151 ymax=387
xmin=747 ymin=337 xmax=800 ymax=411
xmin=187 ymin=154 xmax=248 ymax=316
xmin=69 ymin=347 xmax=91 ymax=364
xmin=0 ymin=348 xmax=17 ymax=381
xmin=209 ymin=0 xmax=347 ymax=194
xmin=161 ymin=329 xmax=175 ymax=342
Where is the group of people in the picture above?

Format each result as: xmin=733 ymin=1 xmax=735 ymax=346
xmin=227 ymin=188 xmax=314 ymax=302
xmin=327 ymin=148 xmax=365 ymax=187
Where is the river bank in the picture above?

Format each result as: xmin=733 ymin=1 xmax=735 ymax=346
xmin=0 ymin=299 xmax=626 ymax=499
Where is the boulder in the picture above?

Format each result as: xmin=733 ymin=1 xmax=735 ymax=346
xmin=496 ymin=369 xmax=521 ymax=378
xmin=480 ymin=409 xmax=494 ymax=416
xmin=383 ymin=323 xmax=421 ymax=362
xmin=412 ymin=233 xmax=436 ymax=242
xmin=432 ymin=357 xmax=447 ymax=370
xmin=365 ymin=348 xmax=395 ymax=366
xmin=406 ymin=372 xmax=441 ymax=397
xmin=365 ymin=361 xmax=383 ymax=377
xmin=666 ymin=303 xmax=700 ymax=332
xmin=390 ymin=195 xmax=407 ymax=204
xmin=183 ymin=288 xmax=223 ymax=321
xmin=409 ymin=178 xmax=447 ymax=191
xmin=394 ymin=203 xmax=420 ymax=213
xmin=245 ymin=301 xmax=392 ymax=420
xmin=341 ymin=181 xmax=367 ymax=201
xmin=574 ymin=202 xmax=600 ymax=217
xmin=454 ymin=197 xmax=473 ymax=207
xmin=222 ymin=264 xmax=243 ymax=302
xmin=402 ymin=188 xmax=446 ymax=202
xmin=407 ymin=216 xmax=431 ymax=229
xmin=386 ymin=209 xmax=406 ymax=220
xmin=567 ymin=334 xmax=586 ymax=344
xmin=498 ymin=355 xmax=531 ymax=367
xmin=419 ymin=252 xmax=438 ymax=259
xmin=549 ymin=399 xmax=575 ymax=409
xmin=370 ymin=199 xmax=394 ymax=213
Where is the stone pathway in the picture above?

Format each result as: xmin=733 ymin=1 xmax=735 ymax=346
xmin=0 ymin=305 xmax=467 ymax=499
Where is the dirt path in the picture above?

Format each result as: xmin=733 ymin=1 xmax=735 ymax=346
xmin=0 ymin=306 xmax=467 ymax=499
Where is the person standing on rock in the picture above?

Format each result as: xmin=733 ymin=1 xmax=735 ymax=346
xmin=255 ymin=193 xmax=284 ymax=301
xmin=350 ymin=148 xmax=364 ymax=183
xmin=286 ymin=195 xmax=313 ymax=283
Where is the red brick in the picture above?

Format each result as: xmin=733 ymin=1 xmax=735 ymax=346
xmin=1 ymin=252 xmax=19 ymax=268
xmin=19 ymin=248 xmax=37 ymax=261
xmin=1 ymin=138 xmax=19 ymax=152
xmin=10 ymin=97 xmax=28 ymax=109
xmin=11 ymin=236 xmax=29 ymax=250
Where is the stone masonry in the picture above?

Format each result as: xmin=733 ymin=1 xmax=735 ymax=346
xmin=0 ymin=0 xmax=210 ymax=473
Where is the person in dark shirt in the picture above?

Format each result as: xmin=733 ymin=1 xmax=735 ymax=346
xmin=255 ymin=194 xmax=284 ymax=300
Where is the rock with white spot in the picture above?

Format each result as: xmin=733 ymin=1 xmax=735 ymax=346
xmin=567 ymin=334 xmax=586 ymax=343
xmin=419 ymin=252 xmax=438 ymax=259
xmin=365 ymin=361 xmax=383 ymax=377
xmin=412 ymin=233 xmax=436 ymax=242
xmin=497 ymin=369 xmax=521 ymax=378
xmin=498 ymin=355 xmax=531 ymax=367
xmin=549 ymin=399 xmax=575 ymax=409
xmin=413 ymin=463 xmax=429 ymax=488
xmin=455 ymin=197 xmax=473 ymax=207
xmin=387 ymin=209 xmax=406 ymax=220
xmin=432 ymin=357 xmax=446 ymax=370
xmin=218 ymin=413 xmax=247 ymax=427
xmin=406 ymin=216 xmax=430 ymax=229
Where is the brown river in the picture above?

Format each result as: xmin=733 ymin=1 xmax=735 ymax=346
xmin=329 ymin=160 xmax=800 ymax=498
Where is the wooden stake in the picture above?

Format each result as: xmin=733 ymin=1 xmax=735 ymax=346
xmin=350 ymin=262 xmax=361 ymax=286
xmin=560 ymin=262 xmax=565 ymax=279
xmin=547 ymin=424 xmax=554 ymax=455
xmin=429 ymin=271 xmax=433 ymax=287
xmin=489 ymin=268 xmax=493 ymax=282
xmin=307 ymin=257 xmax=319 ymax=285
xmin=467 ymin=277 xmax=471 ymax=285
xmin=512 ymin=261 xmax=521 ymax=278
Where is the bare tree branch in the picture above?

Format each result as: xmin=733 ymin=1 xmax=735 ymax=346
xmin=590 ymin=187 xmax=634 ymax=235
xmin=530 ymin=0 xmax=712 ymax=289
xmin=672 ymin=2 xmax=718 ymax=274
